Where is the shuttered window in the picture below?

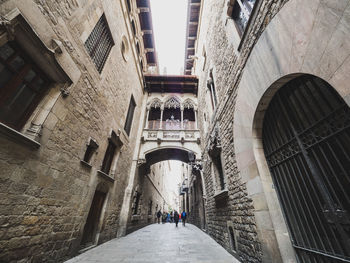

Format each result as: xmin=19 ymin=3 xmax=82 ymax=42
xmin=84 ymin=14 xmax=114 ymax=73
xmin=0 ymin=42 xmax=50 ymax=130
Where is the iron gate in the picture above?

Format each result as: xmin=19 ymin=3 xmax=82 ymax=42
xmin=262 ymin=75 xmax=350 ymax=262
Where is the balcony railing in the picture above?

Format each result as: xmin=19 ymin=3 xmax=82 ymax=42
xmin=147 ymin=120 xmax=196 ymax=130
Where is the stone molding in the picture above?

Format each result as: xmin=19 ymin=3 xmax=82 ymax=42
xmin=207 ymin=125 xmax=222 ymax=158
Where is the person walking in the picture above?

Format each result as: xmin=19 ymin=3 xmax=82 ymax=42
xmin=162 ymin=212 xmax=167 ymax=224
xmin=181 ymin=211 xmax=187 ymax=226
xmin=167 ymin=212 xmax=170 ymax=223
xmin=170 ymin=211 xmax=174 ymax=223
xmin=156 ymin=210 xmax=162 ymax=224
xmin=174 ymin=211 xmax=180 ymax=227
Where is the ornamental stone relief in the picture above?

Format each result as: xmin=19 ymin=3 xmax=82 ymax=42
xmin=163 ymin=131 xmax=180 ymax=139
xmin=185 ymin=132 xmax=195 ymax=139
xmin=149 ymin=98 xmax=162 ymax=108
xmin=183 ymin=99 xmax=195 ymax=109
xmin=147 ymin=131 xmax=157 ymax=138
xmin=164 ymin=97 xmax=180 ymax=109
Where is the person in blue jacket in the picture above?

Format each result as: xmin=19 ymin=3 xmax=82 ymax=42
xmin=181 ymin=211 xmax=187 ymax=226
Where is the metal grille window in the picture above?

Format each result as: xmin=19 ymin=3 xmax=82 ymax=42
xmin=263 ymin=75 xmax=350 ymax=262
xmin=0 ymin=42 xmax=50 ymax=131
xmin=230 ymin=0 xmax=257 ymax=36
xmin=124 ymin=96 xmax=136 ymax=135
xmin=133 ymin=191 xmax=141 ymax=215
xmin=84 ymin=14 xmax=114 ymax=73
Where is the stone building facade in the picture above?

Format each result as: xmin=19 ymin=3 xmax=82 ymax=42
xmin=126 ymin=161 xmax=173 ymax=233
xmin=1 ymin=0 xmax=349 ymax=262
xmin=0 ymin=0 xmax=159 ymax=262
xmin=188 ymin=0 xmax=350 ymax=262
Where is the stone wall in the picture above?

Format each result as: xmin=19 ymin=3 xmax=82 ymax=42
xmin=193 ymin=0 xmax=290 ymax=262
xmin=126 ymin=162 xmax=173 ymax=233
xmin=0 ymin=0 xmax=146 ymax=262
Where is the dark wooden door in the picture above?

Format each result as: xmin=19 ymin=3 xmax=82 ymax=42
xmin=81 ymin=191 xmax=106 ymax=247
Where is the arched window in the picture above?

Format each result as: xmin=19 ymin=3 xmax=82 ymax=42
xmin=131 ymin=20 xmax=136 ymax=36
xmin=136 ymin=42 xmax=140 ymax=55
xmin=163 ymin=97 xmax=181 ymax=130
xmin=262 ymin=75 xmax=350 ymax=262
xmin=183 ymin=99 xmax=196 ymax=130
xmin=148 ymin=99 xmax=162 ymax=129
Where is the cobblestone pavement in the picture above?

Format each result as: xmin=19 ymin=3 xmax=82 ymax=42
xmin=66 ymin=223 xmax=240 ymax=263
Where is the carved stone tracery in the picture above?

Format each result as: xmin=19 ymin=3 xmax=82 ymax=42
xmin=164 ymin=97 xmax=180 ymax=109
xmin=149 ymin=98 xmax=162 ymax=109
xmin=183 ymin=98 xmax=195 ymax=109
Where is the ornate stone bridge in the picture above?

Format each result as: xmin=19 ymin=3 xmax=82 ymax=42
xmin=137 ymin=75 xmax=201 ymax=170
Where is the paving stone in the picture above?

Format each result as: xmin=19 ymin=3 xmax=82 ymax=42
xmin=66 ymin=223 xmax=240 ymax=263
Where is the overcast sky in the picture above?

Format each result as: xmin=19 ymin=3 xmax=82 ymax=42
xmin=150 ymin=0 xmax=188 ymax=75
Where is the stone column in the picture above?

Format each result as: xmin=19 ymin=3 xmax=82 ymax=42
xmin=159 ymin=105 xmax=164 ymax=129
xmin=194 ymin=107 xmax=198 ymax=130
xmin=145 ymin=106 xmax=150 ymax=129
xmin=181 ymin=106 xmax=184 ymax=130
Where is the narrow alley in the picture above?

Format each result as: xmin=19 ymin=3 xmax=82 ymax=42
xmin=66 ymin=224 xmax=238 ymax=263
xmin=1 ymin=0 xmax=349 ymax=262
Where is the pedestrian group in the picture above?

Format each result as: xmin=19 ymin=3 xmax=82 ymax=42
xmin=156 ymin=209 xmax=187 ymax=227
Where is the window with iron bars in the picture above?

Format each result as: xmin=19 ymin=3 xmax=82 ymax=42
xmin=84 ymin=14 xmax=114 ymax=73
xmin=230 ymin=0 xmax=257 ymax=37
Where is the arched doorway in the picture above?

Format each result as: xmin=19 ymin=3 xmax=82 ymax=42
xmin=262 ymin=75 xmax=350 ymax=262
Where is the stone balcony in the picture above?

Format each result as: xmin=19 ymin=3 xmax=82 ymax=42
xmin=138 ymin=124 xmax=201 ymax=163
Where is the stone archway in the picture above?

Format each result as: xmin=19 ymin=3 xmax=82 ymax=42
xmin=232 ymin=0 xmax=350 ymax=262
xmin=138 ymin=146 xmax=200 ymax=175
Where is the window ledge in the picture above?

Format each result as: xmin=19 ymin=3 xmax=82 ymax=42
xmin=0 ymin=123 xmax=40 ymax=149
xmin=214 ymin=189 xmax=229 ymax=201
xmin=97 ymin=170 xmax=115 ymax=182
xmin=80 ymin=160 xmax=92 ymax=169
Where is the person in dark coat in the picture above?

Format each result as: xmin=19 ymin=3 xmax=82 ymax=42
xmin=156 ymin=210 xmax=162 ymax=224
xmin=174 ymin=211 xmax=180 ymax=227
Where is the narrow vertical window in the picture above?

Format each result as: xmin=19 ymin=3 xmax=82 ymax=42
xmin=83 ymin=138 xmax=99 ymax=163
xmin=124 ymin=96 xmax=136 ymax=135
xmin=131 ymin=20 xmax=136 ymax=36
xmin=133 ymin=191 xmax=141 ymax=215
xmin=230 ymin=0 xmax=257 ymax=37
xmin=148 ymin=200 xmax=153 ymax=215
xmin=126 ymin=0 xmax=131 ymax=12
xmin=101 ymin=140 xmax=116 ymax=175
xmin=0 ymin=42 xmax=50 ymax=130
xmin=207 ymin=70 xmax=217 ymax=110
xmin=229 ymin=226 xmax=237 ymax=252
xmin=212 ymin=155 xmax=225 ymax=190
xmin=84 ymin=14 xmax=114 ymax=73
